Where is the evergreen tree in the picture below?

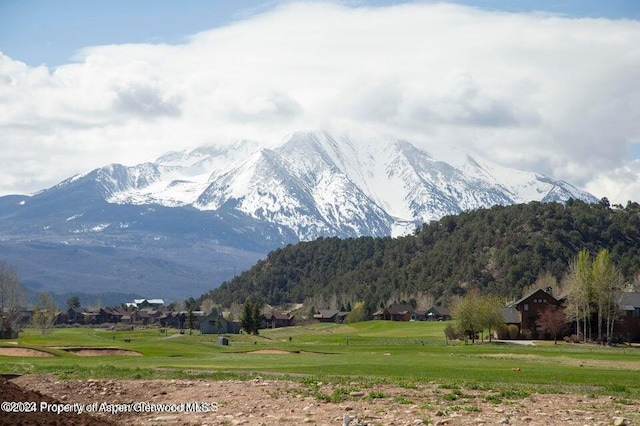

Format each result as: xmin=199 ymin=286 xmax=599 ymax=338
xmin=241 ymin=301 xmax=254 ymax=334
xmin=241 ymin=300 xmax=262 ymax=335
xmin=252 ymin=302 xmax=262 ymax=335
xmin=66 ymin=296 xmax=81 ymax=310
xmin=187 ymin=309 xmax=195 ymax=335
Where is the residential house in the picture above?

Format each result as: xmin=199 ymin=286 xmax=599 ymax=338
xmin=314 ymin=310 xmax=349 ymax=323
xmin=82 ymin=309 xmax=110 ymax=324
xmin=372 ymin=307 xmax=390 ymax=321
xmin=425 ymin=306 xmax=451 ymax=321
xmin=411 ymin=309 xmax=428 ymax=321
xmin=102 ymin=307 xmax=126 ymax=323
xmin=135 ymin=309 xmax=153 ymax=325
xmin=372 ymin=304 xmax=414 ymax=321
xmin=619 ymin=292 xmax=640 ymax=342
xmin=200 ymin=313 xmax=241 ymax=334
xmin=158 ymin=312 xmax=185 ymax=329
xmin=511 ymin=288 xmax=561 ymax=338
xmin=55 ymin=307 xmax=85 ymax=325
xmin=620 ymin=292 xmax=640 ymax=319
xmin=261 ymin=311 xmax=294 ymax=328
xmin=179 ymin=310 xmax=205 ymax=330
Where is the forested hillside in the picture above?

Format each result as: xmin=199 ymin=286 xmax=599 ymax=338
xmin=205 ymin=200 xmax=640 ymax=310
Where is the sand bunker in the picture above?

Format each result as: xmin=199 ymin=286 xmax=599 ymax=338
xmin=61 ymin=348 xmax=142 ymax=356
xmin=0 ymin=347 xmax=55 ymax=357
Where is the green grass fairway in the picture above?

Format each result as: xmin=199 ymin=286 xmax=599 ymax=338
xmin=1 ymin=322 xmax=639 ymax=399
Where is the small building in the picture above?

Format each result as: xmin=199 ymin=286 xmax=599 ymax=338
xmin=55 ymin=307 xmax=85 ymax=325
xmin=200 ymin=313 xmax=240 ymax=334
xmin=102 ymin=307 xmax=127 ymax=323
xmin=372 ymin=307 xmax=390 ymax=321
xmin=411 ymin=309 xmax=427 ymax=321
xmin=314 ymin=310 xmax=349 ymax=323
xmin=372 ymin=304 xmax=407 ymax=321
xmin=158 ymin=312 xmax=183 ymax=328
xmin=425 ymin=306 xmax=451 ymax=321
xmin=261 ymin=311 xmax=294 ymax=328
xmin=82 ymin=309 xmax=109 ymax=324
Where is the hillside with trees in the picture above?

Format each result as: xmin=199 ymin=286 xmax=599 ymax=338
xmin=204 ymin=200 xmax=640 ymax=311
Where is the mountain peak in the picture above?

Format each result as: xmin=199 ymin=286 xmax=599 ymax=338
xmin=33 ymin=130 xmax=599 ymax=239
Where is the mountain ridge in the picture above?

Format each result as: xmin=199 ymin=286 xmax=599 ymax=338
xmin=0 ymin=130 xmax=598 ymax=301
xmin=93 ymin=130 xmax=598 ymax=238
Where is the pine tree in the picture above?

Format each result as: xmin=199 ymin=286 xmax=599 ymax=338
xmin=241 ymin=301 xmax=254 ymax=334
xmin=252 ymin=303 xmax=262 ymax=335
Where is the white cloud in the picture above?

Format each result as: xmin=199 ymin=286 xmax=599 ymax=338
xmin=586 ymin=160 xmax=640 ymax=205
xmin=1 ymin=2 xmax=640 ymax=202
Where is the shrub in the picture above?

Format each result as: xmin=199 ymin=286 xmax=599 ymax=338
xmin=508 ymin=324 xmax=519 ymax=339
xmin=496 ymin=324 xmax=509 ymax=339
xmin=444 ymin=325 xmax=459 ymax=341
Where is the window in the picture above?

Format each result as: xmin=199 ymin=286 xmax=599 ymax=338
xmin=523 ymin=303 xmax=529 ymax=312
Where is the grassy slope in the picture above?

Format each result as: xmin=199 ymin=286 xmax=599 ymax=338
xmin=1 ymin=322 xmax=639 ymax=398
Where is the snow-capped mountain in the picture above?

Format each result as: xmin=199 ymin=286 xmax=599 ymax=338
xmin=77 ymin=130 xmax=596 ymax=238
xmin=0 ymin=130 xmax=597 ymax=301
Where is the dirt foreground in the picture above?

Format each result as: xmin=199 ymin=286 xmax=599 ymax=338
xmin=2 ymin=374 xmax=638 ymax=425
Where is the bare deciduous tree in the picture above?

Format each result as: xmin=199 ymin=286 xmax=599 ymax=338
xmin=200 ymin=297 xmax=216 ymax=315
xmin=0 ymin=260 xmax=26 ymax=336
xmin=32 ymin=292 xmax=58 ymax=335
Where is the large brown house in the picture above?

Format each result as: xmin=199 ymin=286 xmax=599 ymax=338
xmin=511 ymin=288 xmax=562 ymax=337
xmin=261 ymin=311 xmax=294 ymax=328
xmin=373 ymin=304 xmax=414 ymax=321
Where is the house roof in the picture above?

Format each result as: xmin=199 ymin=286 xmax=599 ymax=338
xmin=503 ymin=307 xmax=520 ymax=324
xmin=512 ymin=288 xmax=557 ymax=306
xmin=131 ymin=298 xmax=165 ymax=307
xmin=621 ymin=292 xmax=640 ymax=310
xmin=315 ymin=310 xmax=339 ymax=319
xmin=266 ymin=311 xmax=292 ymax=320
xmin=388 ymin=304 xmax=413 ymax=315
xmin=427 ymin=306 xmax=450 ymax=316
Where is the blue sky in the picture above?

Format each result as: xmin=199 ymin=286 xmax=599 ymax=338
xmin=2 ymin=1 xmax=639 ymax=67
xmin=1 ymin=1 xmax=639 ymax=202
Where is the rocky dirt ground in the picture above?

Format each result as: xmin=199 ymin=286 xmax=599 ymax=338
xmin=2 ymin=374 xmax=638 ymax=425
